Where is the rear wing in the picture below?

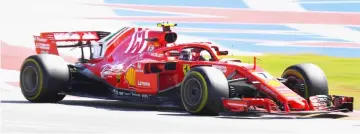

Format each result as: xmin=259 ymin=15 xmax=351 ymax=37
xmin=33 ymin=31 xmax=110 ymax=59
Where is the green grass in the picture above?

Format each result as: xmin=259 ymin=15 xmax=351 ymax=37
xmin=219 ymin=53 xmax=360 ymax=109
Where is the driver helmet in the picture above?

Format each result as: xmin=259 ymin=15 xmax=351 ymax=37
xmin=191 ymin=48 xmax=202 ymax=61
xmin=179 ymin=49 xmax=192 ymax=60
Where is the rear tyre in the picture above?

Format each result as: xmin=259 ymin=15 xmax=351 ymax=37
xmin=20 ymin=54 xmax=70 ymax=103
xmin=281 ymin=63 xmax=328 ymax=99
xmin=180 ymin=66 xmax=229 ymax=116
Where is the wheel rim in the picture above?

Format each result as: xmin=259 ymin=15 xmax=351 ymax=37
xmin=285 ymin=76 xmax=306 ymax=97
xmin=21 ymin=66 xmax=39 ymax=93
xmin=183 ymin=78 xmax=203 ymax=106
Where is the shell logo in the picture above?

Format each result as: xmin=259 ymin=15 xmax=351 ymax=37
xmin=153 ymin=42 xmax=160 ymax=47
xmin=268 ymin=79 xmax=281 ymax=87
xmin=116 ymin=73 xmax=121 ymax=83
xmin=125 ymin=67 xmax=136 ymax=86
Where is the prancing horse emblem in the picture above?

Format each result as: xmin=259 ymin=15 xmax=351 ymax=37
xmin=183 ymin=64 xmax=190 ymax=75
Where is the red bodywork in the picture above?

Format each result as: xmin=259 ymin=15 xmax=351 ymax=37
xmin=32 ymin=26 xmax=353 ymax=113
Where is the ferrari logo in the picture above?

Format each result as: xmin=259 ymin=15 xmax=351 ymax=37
xmin=183 ymin=64 xmax=190 ymax=75
xmin=125 ymin=67 xmax=136 ymax=86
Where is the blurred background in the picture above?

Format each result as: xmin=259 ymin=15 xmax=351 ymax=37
xmin=1 ymin=0 xmax=360 ymax=108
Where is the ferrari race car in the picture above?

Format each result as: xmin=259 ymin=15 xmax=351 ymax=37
xmin=19 ymin=22 xmax=354 ymax=115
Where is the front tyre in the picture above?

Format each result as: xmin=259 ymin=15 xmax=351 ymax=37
xmin=20 ymin=54 xmax=70 ymax=103
xmin=281 ymin=63 xmax=328 ymax=99
xmin=180 ymin=66 xmax=229 ymax=116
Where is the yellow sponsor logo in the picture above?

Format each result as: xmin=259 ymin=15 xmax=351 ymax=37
xmin=183 ymin=64 xmax=190 ymax=75
xmin=283 ymin=92 xmax=299 ymax=97
xmin=125 ymin=67 xmax=136 ymax=86
xmin=268 ymin=79 xmax=281 ymax=87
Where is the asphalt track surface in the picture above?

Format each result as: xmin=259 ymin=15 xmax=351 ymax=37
xmin=2 ymin=85 xmax=360 ymax=134
xmin=2 ymin=0 xmax=360 ymax=133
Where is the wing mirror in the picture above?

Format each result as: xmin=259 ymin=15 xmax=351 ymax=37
xmin=217 ymin=51 xmax=228 ymax=55
xmin=168 ymin=51 xmax=181 ymax=56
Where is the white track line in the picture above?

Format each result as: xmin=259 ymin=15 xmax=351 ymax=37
xmin=243 ymin=0 xmax=360 ymax=43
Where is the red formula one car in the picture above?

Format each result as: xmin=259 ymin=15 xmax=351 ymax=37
xmin=19 ymin=23 xmax=353 ymax=115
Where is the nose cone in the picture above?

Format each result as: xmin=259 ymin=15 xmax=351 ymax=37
xmin=289 ymin=99 xmax=306 ymax=110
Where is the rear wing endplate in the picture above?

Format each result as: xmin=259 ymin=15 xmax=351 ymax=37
xmin=33 ymin=31 xmax=110 ymax=59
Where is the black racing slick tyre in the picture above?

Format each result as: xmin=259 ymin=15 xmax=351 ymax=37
xmin=20 ymin=54 xmax=70 ymax=103
xmin=180 ymin=66 xmax=230 ymax=116
xmin=281 ymin=63 xmax=328 ymax=99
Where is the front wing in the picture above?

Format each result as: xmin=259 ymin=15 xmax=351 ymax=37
xmin=221 ymin=95 xmax=354 ymax=113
